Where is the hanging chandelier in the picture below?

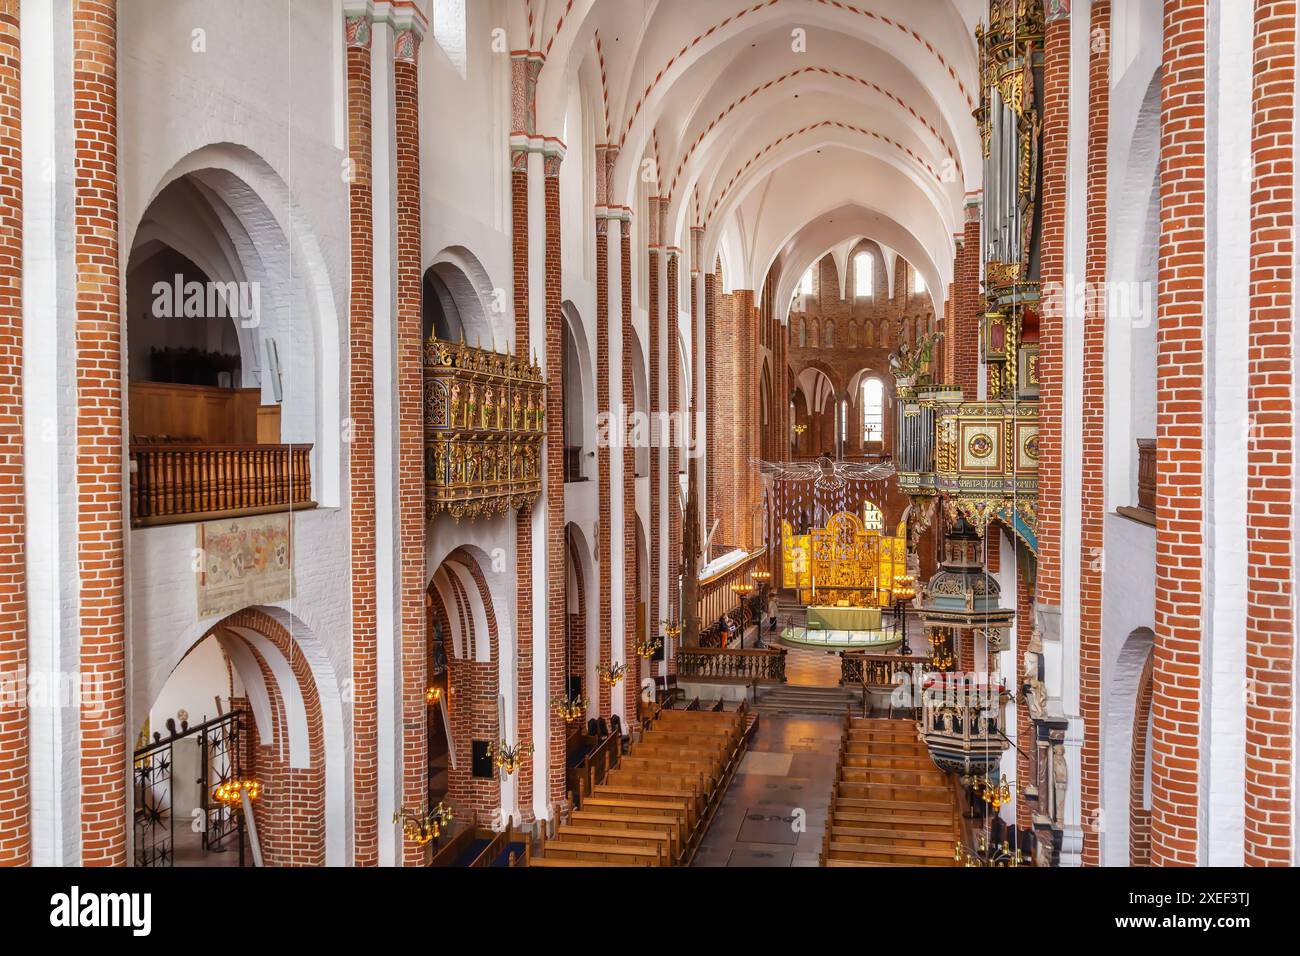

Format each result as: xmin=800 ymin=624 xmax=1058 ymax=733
xmin=213 ymin=776 xmax=261 ymax=807
xmin=598 ymin=661 xmax=628 ymax=686
xmin=972 ymin=775 xmax=1014 ymax=811
xmin=394 ymin=802 xmax=454 ymax=846
xmin=661 ymin=619 xmax=682 ymax=643
xmin=636 ymin=634 xmax=663 ymax=659
xmin=425 ymin=685 xmax=442 ymax=705
xmin=488 ymin=738 xmax=533 ymax=776
xmin=551 ymin=691 xmax=589 ymax=722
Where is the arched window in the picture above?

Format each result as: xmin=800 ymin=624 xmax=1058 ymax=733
xmin=862 ymin=378 xmax=884 ymax=444
xmin=853 ymin=251 xmax=874 ymax=298
xmin=824 ymin=320 xmax=835 ymax=348
xmin=913 ymin=269 xmax=926 ymax=295
xmin=799 ymin=268 xmax=814 ymax=296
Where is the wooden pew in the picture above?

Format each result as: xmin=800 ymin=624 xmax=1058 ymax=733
xmin=570 ymin=810 xmax=682 ymax=861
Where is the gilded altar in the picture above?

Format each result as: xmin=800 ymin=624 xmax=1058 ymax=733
xmin=781 ymin=511 xmax=907 ymax=608
xmin=423 ymin=339 xmax=546 ymax=520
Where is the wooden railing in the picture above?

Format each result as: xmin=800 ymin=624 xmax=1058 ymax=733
xmin=676 ymin=645 xmax=786 ymax=684
xmin=840 ymin=652 xmax=929 ymax=688
xmin=1136 ymin=438 xmax=1156 ymax=512
xmin=129 ymin=443 xmax=315 ymax=528
xmin=697 ymin=549 xmax=764 ymax=625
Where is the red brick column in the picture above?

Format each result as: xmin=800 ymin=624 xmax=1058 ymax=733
xmin=543 ymin=151 xmax=566 ymax=809
xmin=942 ymin=279 xmax=955 ymax=384
xmin=1151 ymin=0 xmax=1207 ymax=867
xmin=74 ymin=0 xmax=126 ymax=867
xmin=1079 ymin=0 xmax=1110 ymax=868
xmin=667 ymin=248 xmax=682 ymax=624
xmin=647 ymin=200 xmax=662 ymax=649
xmin=509 ymin=142 xmax=535 ymax=813
xmin=1244 ymin=0 xmax=1295 ymax=867
xmin=955 ymin=201 xmax=980 ymax=398
xmin=595 ymin=147 xmax=608 ymax=717
xmin=1016 ymin=561 xmax=1034 ymax=831
xmin=344 ymin=10 xmax=378 ymax=867
xmin=1037 ymin=7 xmax=1070 ymax=619
xmin=620 ymin=216 xmax=640 ymax=720
xmin=705 ymin=271 xmax=718 ymax=543
xmin=0 ymin=0 xmax=27 ymax=866
xmin=394 ymin=25 xmax=427 ymax=865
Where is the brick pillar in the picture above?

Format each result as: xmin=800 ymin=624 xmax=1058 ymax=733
xmin=942 ymin=280 xmax=955 ymax=384
xmin=343 ymin=9 xmax=378 ymax=867
xmin=74 ymin=0 xmax=125 ymax=867
xmin=956 ymin=200 xmax=980 ymax=398
xmin=1016 ymin=561 xmax=1034 ymax=832
xmin=543 ymin=151 xmax=566 ymax=809
xmin=0 ymin=0 xmax=27 ymax=866
xmin=1244 ymin=0 xmax=1295 ymax=867
xmin=1037 ymin=6 xmax=1070 ymax=621
xmin=1151 ymin=0 xmax=1207 ymax=867
xmin=620 ymin=217 xmax=639 ymax=721
xmin=647 ymin=200 xmax=662 ymax=651
xmin=667 ymin=248 xmax=682 ymax=624
xmin=1078 ymin=0 xmax=1110 ymax=868
xmin=595 ymin=190 xmax=612 ymax=717
xmin=690 ymin=227 xmax=704 ymax=549
xmin=705 ymin=271 xmax=718 ymax=548
xmin=1130 ymin=654 xmax=1156 ymax=865
xmin=393 ymin=24 xmax=427 ymax=865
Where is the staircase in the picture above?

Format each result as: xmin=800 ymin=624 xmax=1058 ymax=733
xmin=821 ymin=716 xmax=958 ymax=866
xmin=755 ymin=683 xmax=861 ymax=716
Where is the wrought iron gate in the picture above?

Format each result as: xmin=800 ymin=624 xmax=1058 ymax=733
xmin=133 ymin=711 xmax=244 ymax=867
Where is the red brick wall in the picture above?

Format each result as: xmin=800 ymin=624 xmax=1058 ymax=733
xmin=394 ymin=37 xmax=427 ymax=866
xmin=706 ymin=271 xmax=718 ymax=541
xmin=1152 ymin=0 xmax=1207 ymax=866
xmin=1016 ymin=560 xmax=1033 ymax=832
xmin=0 ymin=0 xmax=27 ymax=867
xmin=344 ymin=14 xmax=377 ymax=868
xmin=1244 ymin=0 xmax=1295 ymax=867
xmin=1079 ymin=0 xmax=1111 ymax=868
xmin=74 ymin=0 xmax=126 ymax=867
xmin=1036 ymin=12 xmax=1070 ymax=614
xmin=1130 ymin=652 xmax=1155 ymax=866
xmin=955 ymin=205 xmax=980 ymax=397
xmin=543 ymin=158 xmax=566 ymax=809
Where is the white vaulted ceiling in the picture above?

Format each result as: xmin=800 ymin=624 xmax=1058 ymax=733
xmin=522 ymin=0 xmax=982 ymax=314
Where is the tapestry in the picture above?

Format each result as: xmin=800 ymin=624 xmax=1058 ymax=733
xmin=196 ymin=513 xmax=294 ymax=619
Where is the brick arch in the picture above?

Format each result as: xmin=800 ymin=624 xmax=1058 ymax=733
xmin=1129 ymin=652 xmax=1156 ymax=866
xmin=427 ymin=547 xmax=502 ymax=824
xmin=203 ymin=607 xmax=331 ymax=867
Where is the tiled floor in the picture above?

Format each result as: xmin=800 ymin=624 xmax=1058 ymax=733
xmin=693 ymin=712 xmax=843 ymax=867
xmin=781 ymin=643 xmax=847 ymax=687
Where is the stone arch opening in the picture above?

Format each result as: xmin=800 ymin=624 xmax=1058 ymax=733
xmin=134 ymin=606 xmax=338 ymax=867
xmin=427 ymin=547 xmax=503 ymax=824
xmin=1103 ymin=626 xmax=1155 ymax=866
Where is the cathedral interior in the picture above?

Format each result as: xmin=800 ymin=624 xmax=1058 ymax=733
xmin=0 ymin=0 xmax=1296 ymax=888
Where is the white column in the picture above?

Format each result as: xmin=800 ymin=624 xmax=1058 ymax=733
xmin=21 ymin=0 xmax=80 ymax=866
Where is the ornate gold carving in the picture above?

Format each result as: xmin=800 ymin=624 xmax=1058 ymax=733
xmin=424 ymin=339 xmax=546 ymax=520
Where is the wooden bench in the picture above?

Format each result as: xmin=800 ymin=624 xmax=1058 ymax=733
xmin=569 ymin=810 xmax=683 ymax=861
xmin=539 ymin=840 xmax=663 ymax=866
xmin=548 ymin=826 xmax=674 ymax=865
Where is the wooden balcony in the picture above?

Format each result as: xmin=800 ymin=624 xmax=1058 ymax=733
xmin=918 ymin=674 xmax=1010 ymax=779
xmin=1117 ymin=438 xmax=1156 ymax=526
xmin=129 ymin=442 xmax=315 ymax=528
xmin=697 ymin=549 xmax=764 ymax=626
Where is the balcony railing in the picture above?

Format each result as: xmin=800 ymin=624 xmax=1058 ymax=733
xmin=840 ymin=652 xmax=929 ymax=689
xmin=129 ymin=443 xmax=315 ymax=528
xmin=1117 ymin=438 xmax=1156 ymax=526
xmin=697 ymin=549 xmax=764 ymax=626
xmin=676 ymin=646 xmax=787 ymax=684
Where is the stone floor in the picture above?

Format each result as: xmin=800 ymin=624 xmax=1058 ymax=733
xmin=692 ymin=712 xmax=842 ymax=867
